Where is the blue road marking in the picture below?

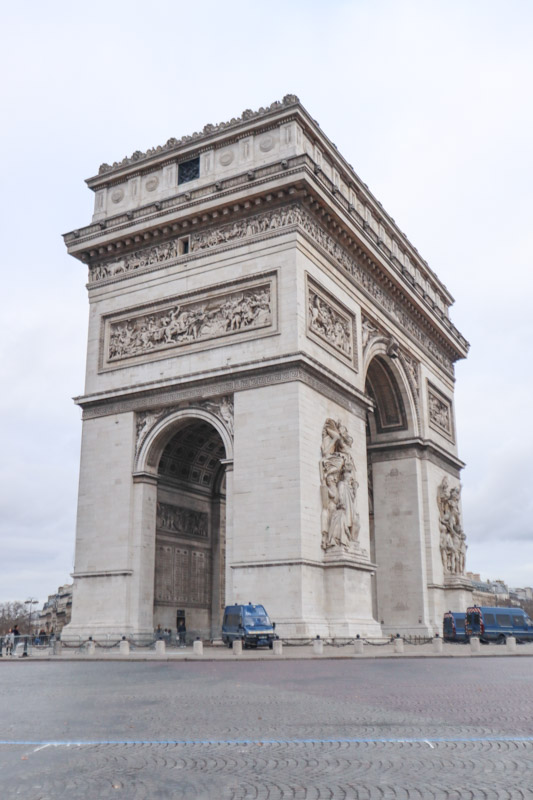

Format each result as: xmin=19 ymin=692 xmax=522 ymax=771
xmin=1 ymin=735 xmax=533 ymax=746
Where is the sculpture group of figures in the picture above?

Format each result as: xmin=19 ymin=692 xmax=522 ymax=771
xmin=308 ymin=292 xmax=352 ymax=357
xmin=156 ymin=502 xmax=208 ymax=539
xmin=91 ymin=239 xmax=185 ymax=281
xmin=429 ymin=392 xmax=452 ymax=434
xmin=437 ymin=478 xmax=467 ymax=575
xmin=320 ymin=419 xmax=360 ymax=550
xmin=108 ymin=286 xmax=271 ymax=360
xmin=191 ymin=205 xmax=301 ymax=252
xmin=90 ymin=205 xmax=302 ymax=283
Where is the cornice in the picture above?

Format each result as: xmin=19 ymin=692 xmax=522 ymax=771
xmin=65 ymin=156 xmax=461 ymax=342
xmin=230 ymin=558 xmax=377 ymax=572
xmin=65 ymin=159 xmax=306 ymax=250
xmin=71 ymin=99 xmax=459 ymax=320
xmin=75 ymin=354 xmax=371 ymax=421
xmin=65 ymin=177 xmax=466 ymax=372
xmin=90 ymin=94 xmax=301 ymax=181
xmin=367 ymin=436 xmax=465 ymax=474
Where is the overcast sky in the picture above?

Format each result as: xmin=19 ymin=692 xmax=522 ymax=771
xmin=1 ymin=0 xmax=532 ymax=605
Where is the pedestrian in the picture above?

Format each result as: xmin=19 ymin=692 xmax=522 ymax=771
xmin=6 ymin=628 xmax=15 ymax=656
xmin=178 ymin=620 xmax=187 ymax=648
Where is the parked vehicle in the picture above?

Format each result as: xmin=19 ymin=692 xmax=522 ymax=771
xmin=443 ymin=611 xmax=467 ymax=642
xmin=465 ymin=606 xmax=533 ymax=643
xmin=222 ymin=603 xmax=278 ymax=649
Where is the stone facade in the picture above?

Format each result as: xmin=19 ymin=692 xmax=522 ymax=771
xmin=63 ymin=95 xmax=472 ymax=639
xmin=39 ymin=585 xmax=73 ymax=634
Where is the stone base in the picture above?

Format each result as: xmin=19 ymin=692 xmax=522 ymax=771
xmin=443 ymin=574 xmax=473 ymax=591
xmin=427 ymin=577 xmax=474 ymax=636
xmin=381 ymin=623 xmax=434 ymax=637
xmin=61 ymin=623 xmax=154 ymax=641
xmin=276 ymin=616 xmax=382 ymax=640
xmin=323 ymin=547 xmax=381 ymax=639
xmin=322 ymin=542 xmax=370 ymax=564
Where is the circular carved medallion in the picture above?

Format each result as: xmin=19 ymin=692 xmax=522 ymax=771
xmin=145 ymin=176 xmax=159 ymax=192
xmin=111 ymin=188 xmax=124 ymax=204
xmin=219 ymin=149 xmax=234 ymax=166
xmin=259 ymin=134 xmax=275 ymax=152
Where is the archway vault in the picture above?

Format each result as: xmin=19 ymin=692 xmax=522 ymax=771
xmin=363 ymin=341 xmax=420 ymax=441
xmin=150 ymin=411 xmax=231 ymax=638
xmin=135 ymin=406 xmax=234 ymax=476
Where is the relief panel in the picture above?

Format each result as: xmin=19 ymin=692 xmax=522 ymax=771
xmin=100 ymin=272 xmax=277 ymax=370
xmin=306 ymin=275 xmax=357 ymax=370
xmin=156 ymin=502 xmax=208 ymax=539
xmin=427 ymin=382 xmax=454 ymax=441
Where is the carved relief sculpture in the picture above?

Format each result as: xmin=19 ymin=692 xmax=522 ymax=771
xmin=156 ymin=502 xmax=208 ymax=538
xmin=437 ymin=478 xmax=467 ymax=575
xmin=428 ymin=385 xmax=453 ymax=437
xmin=90 ymin=204 xmax=453 ymax=374
xmin=107 ymin=283 xmax=271 ymax=362
xmin=136 ymin=409 xmax=167 ymax=445
xmin=401 ymin=352 xmax=420 ymax=397
xmin=307 ymin=283 xmax=353 ymax=363
xmin=91 ymin=205 xmax=301 ymax=283
xmin=135 ymin=395 xmax=234 ymax=462
xmin=198 ymin=396 xmax=234 ymax=436
xmin=361 ymin=316 xmax=379 ymax=350
xmin=320 ymin=419 xmax=360 ymax=551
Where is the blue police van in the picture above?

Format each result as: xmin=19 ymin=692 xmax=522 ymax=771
xmin=222 ymin=603 xmax=278 ymax=649
xmin=443 ymin=611 xmax=467 ymax=642
xmin=465 ymin=606 xmax=533 ymax=643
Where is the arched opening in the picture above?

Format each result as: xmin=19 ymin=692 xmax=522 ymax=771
xmin=153 ymin=419 xmax=227 ymax=638
xmin=366 ymin=356 xmax=407 ymax=435
xmin=365 ymin=354 xmax=419 ymax=632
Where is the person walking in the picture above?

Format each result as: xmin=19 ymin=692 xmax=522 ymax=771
xmin=178 ymin=620 xmax=187 ymax=648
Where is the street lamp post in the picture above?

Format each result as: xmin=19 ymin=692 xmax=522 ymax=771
xmin=23 ymin=598 xmax=39 ymax=657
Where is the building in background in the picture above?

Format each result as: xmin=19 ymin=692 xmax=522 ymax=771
xmin=39 ymin=585 xmax=73 ymax=634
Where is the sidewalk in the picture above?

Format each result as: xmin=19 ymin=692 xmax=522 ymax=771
xmin=3 ymin=640 xmax=533 ymax=662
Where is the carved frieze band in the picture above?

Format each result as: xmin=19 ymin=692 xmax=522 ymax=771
xmin=156 ymin=501 xmax=208 ymax=539
xmin=102 ymin=273 xmax=276 ymax=368
xmin=307 ymin=276 xmax=357 ymax=369
xmin=428 ymin=382 xmax=454 ymax=441
xmin=90 ymin=202 xmax=453 ymax=374
xmin=89 ymin=205 xmax=301 ymax=283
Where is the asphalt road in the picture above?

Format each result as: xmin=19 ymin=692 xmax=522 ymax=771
xmin=1 ymin=658 xmax=532 ymax=798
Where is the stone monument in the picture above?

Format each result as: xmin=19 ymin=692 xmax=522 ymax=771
xmin=62 ymin=95 xmax=472 ymax=639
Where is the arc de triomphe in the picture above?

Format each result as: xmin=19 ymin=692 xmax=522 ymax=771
xmin=63 ymin=95 xmax=472 ymax=639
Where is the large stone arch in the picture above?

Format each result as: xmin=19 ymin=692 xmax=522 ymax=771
xmin=64 ymin=98 xmax=472 ymax=641
xmin=135 ymin=405 xmax=234 ymax=477
xmin=363 ymin=338 xmax=420 ymax=440
xmin=131 ymin=404 xmax=234 ymax=638
xmin=364 ymin=347 xmax=428 ymax=634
